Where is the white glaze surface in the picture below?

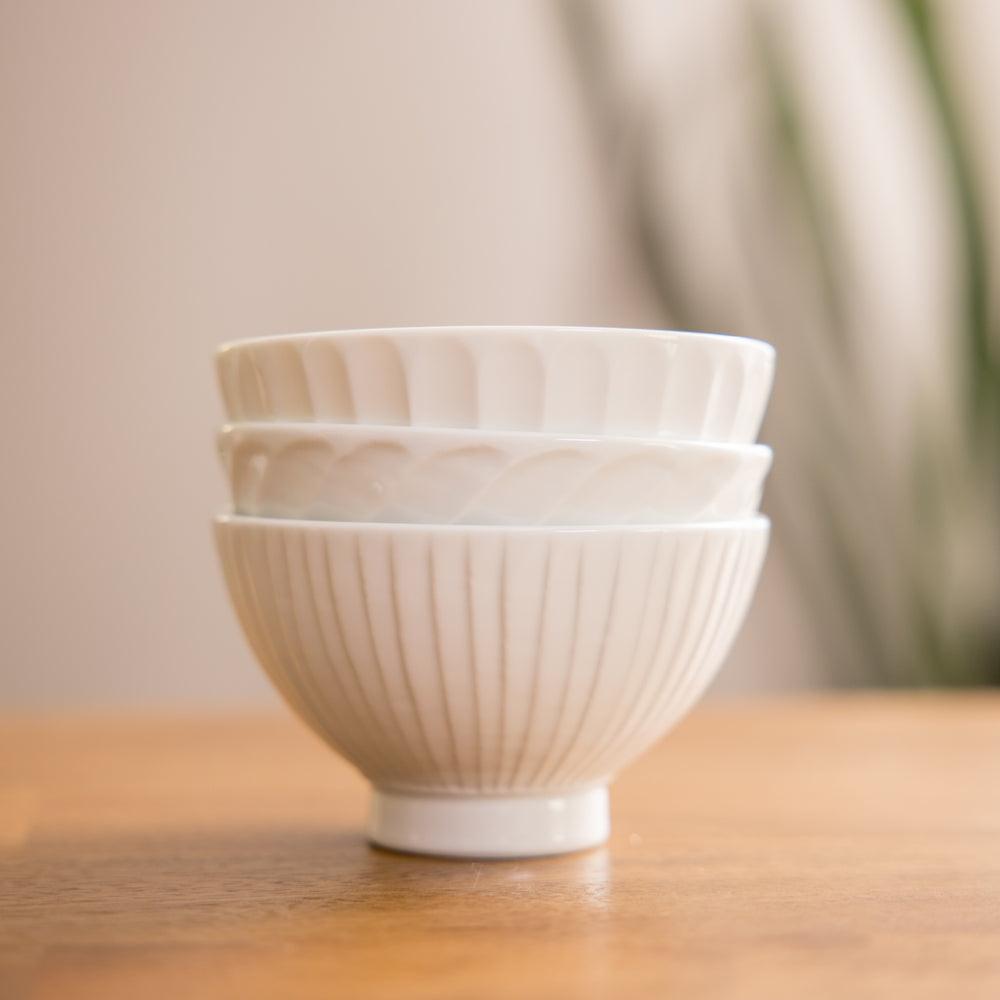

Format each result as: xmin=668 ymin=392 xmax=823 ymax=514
xmin=216 ymin=326 xmax=775 ymax=442
xmin=215 ymin=516 xmax=770 ymax=803
xmin=367 ymin=786 xmax=611 ymax=858
xmin=218 ymin=423 xmax=772 ymax=525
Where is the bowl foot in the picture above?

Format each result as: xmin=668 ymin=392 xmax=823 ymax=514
xmin=367 ymin=785 xmax=610 ymax=859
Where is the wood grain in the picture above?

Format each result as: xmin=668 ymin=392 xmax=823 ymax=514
xmin=2 ymin=693 xmax=1000 ymax=999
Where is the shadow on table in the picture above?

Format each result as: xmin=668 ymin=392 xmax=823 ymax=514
xmin=3 ymin=824 xmax=615 ymax=947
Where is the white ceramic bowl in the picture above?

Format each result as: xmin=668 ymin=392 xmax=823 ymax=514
xmin=215 ymin=515 xmax=770 ymax=857
xmin=218 ymin=422 xmax=772 ymax=525
xmin=216 ymin=326 xmax=775 ymax=442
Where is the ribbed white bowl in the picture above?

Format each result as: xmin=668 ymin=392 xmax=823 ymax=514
xmin=215 ymin=515 xmax=770 ymax=856
xmin=216 ymin=326 xmax=775 ymax=442
xmin=218 ymin=423 xmax=772 ymax=525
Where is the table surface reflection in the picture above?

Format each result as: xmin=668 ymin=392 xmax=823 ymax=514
xmin=2 ymin=692 xmax=1000 ymax=998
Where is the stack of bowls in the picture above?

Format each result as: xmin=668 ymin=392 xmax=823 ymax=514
xmin=214 ymin=326 xmax=775 ymax=858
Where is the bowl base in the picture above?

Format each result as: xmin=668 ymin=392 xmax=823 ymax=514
xmin=367 ymin=786 xmax=610 ymax=859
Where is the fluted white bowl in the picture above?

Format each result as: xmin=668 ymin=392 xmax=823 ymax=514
xmin=218 ymin=422 xmax=772 ymax=525
xmin=215 ymin=515 xmax=770 ymax=857
xmin=216 ymin=326 xmax=775 ymax=442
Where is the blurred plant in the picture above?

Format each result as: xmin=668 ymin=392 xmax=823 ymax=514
xmin=560 ymin=0 xmax=999 ymax=685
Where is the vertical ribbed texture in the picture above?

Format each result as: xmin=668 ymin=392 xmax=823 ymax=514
xmin=603 ymin=532 xmax=735 ymax=771
xmin=217 ymin=333 xmax=773 ymax=443
xmin=282 ymin=531 xmax=364 ymax=768
xmin=427 ymin=539 xmax=463 ymax=787
xmin=495 ymin=538 xmax=507 ymax=782
xmin=522 ymin=540 xmax=584 ymax=788
xmin=248 ymin=528 xmax=343 ymax=758
xmin=534 ymin=541 xmax=623 ymax=788
xmin=349 ymin=338 xmax=410 ymax=425
xmin=586 ymin=532 xmax=700 ymax=781
xmin=351 ymin=532 xmax=427 ymax=777
xmin=505 ymin=540 xmax=552 ymax=788
xmin=302 ymin=338 xmax=355 ymax=421
xmin=464 ymin=535 xmax=483 ymax=788
xmin=301 ymin=531 xmax=391 ymax=779
xmin=216 ymin=526 xmax=304 ymax=724
xmin=216 ymin=519 xmax=769 ymax=794
xmin=552 ymin=532 xmax=665 ymax=785
xmin=386 ymin=535 xmax=443 ymax=776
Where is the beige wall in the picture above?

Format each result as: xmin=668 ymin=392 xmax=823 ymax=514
xmin=0 ymin=0 xmax=821 ymax=706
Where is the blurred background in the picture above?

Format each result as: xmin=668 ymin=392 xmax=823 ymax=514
xmin=1 ymin=0 xmax=997 ymax=707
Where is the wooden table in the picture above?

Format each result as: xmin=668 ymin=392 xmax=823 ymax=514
xmin=2 ymin=693 xmax=1000 ymax=999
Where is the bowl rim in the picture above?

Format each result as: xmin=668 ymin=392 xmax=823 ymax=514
xmin=214 ymin=513 xmax=771 ymax=536
xmin=215 ymin=325 xmax=776 ymax=358
xmin=216 ymin=420 xmax=775 ymax=460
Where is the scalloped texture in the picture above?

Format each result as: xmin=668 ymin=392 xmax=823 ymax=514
xmin=215 ymin=517 xmax=770 ymax=794
xmin=218 ymin=425 xmax=772 ymax=525
xmin=216 ymin=330 xmax=775 ymax=442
